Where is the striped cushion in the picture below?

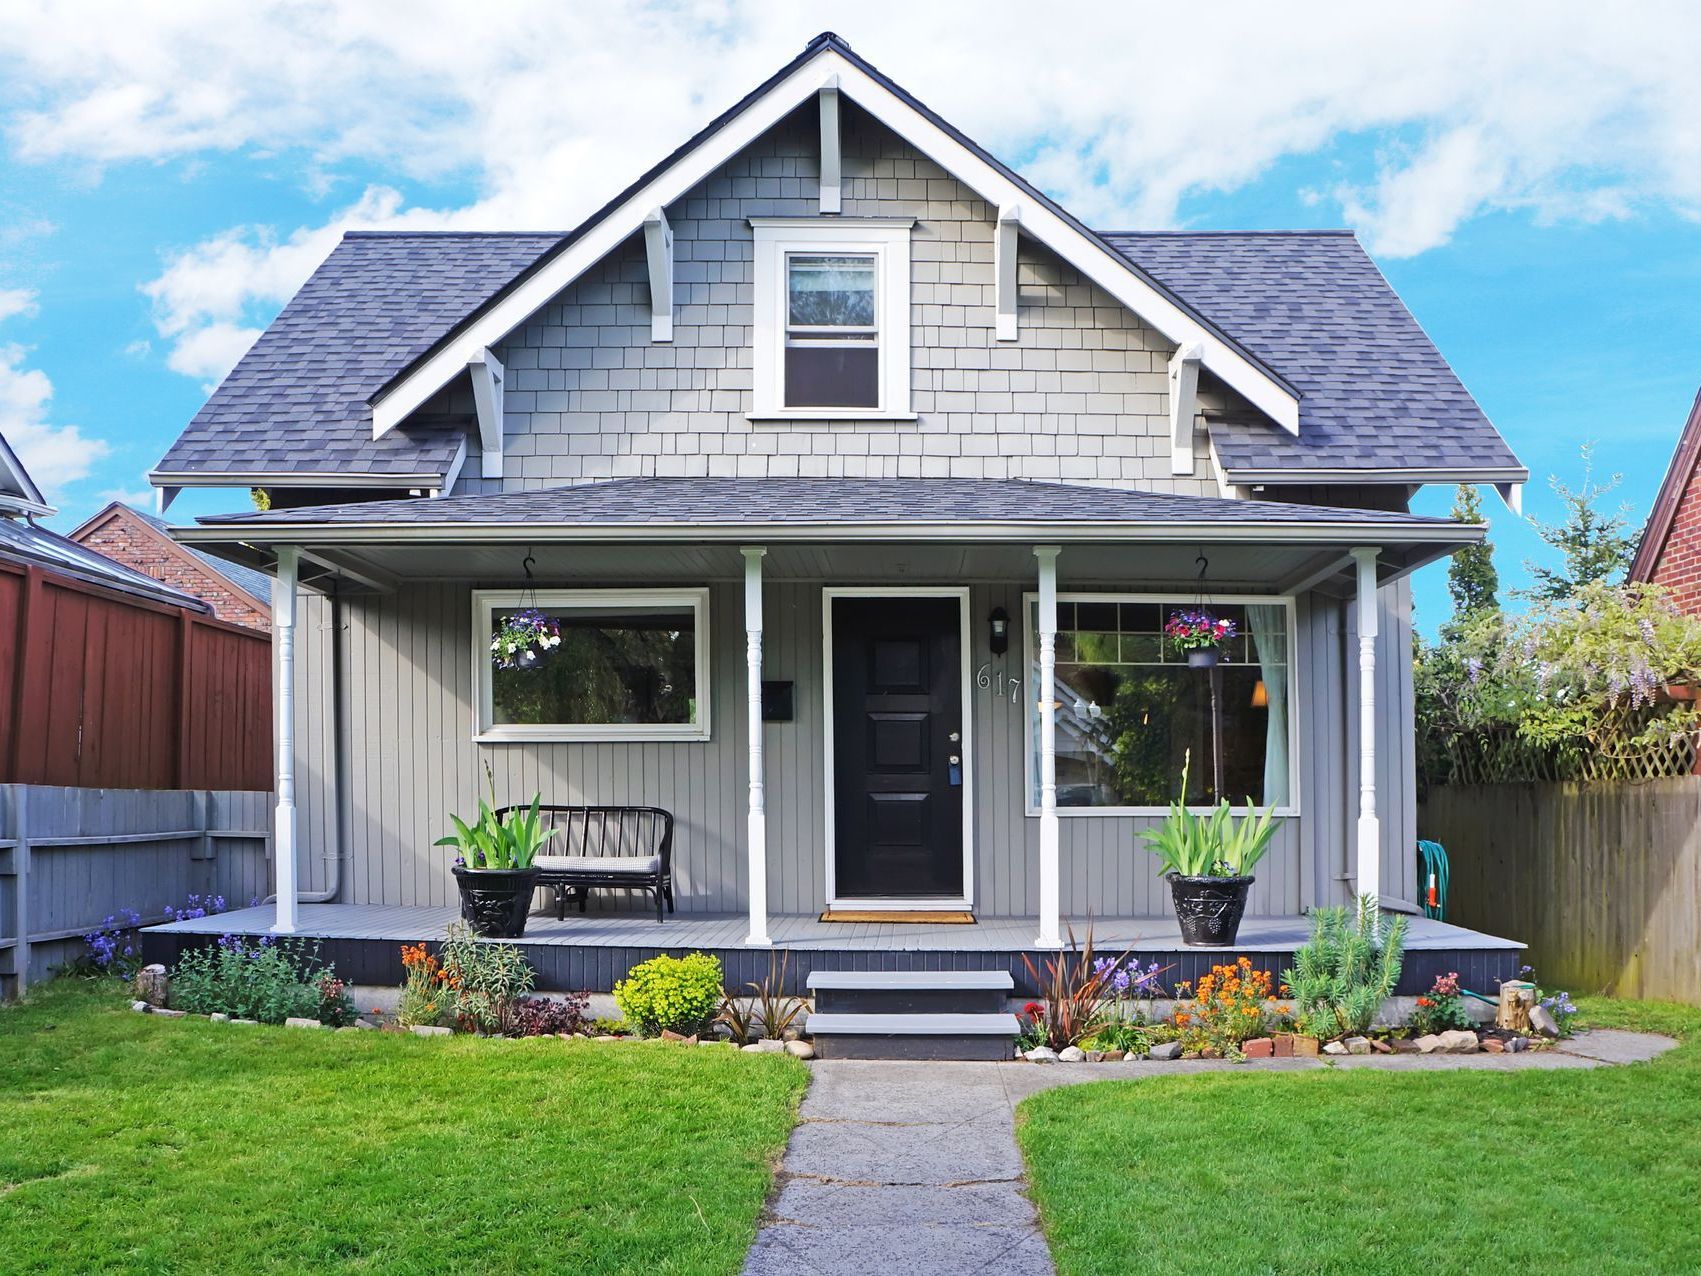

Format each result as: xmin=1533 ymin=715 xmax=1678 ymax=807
xmin=535 ymin=854 xmax=660 ymax=875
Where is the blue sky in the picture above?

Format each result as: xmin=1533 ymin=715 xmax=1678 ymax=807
xmin=0 ymin=3 xmax=1696 ymax=633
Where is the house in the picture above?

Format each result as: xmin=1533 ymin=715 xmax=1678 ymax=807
xmin=1630 ymin=384 xmax=1701 ymax=613
xmin=0 ymin=433 xmax=271 ymax=790
xmin=70 ymin=502 xmax=272 ymax=631
xmin=142 ymin=33 xmax=1527 ymax=996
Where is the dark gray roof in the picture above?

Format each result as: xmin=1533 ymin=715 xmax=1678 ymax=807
xmin=1103 ymin=231 xmax=1524 ymax=478
xmin=0 ymin=517 xmax=209 ymax=611
xmin=131 ymin=505 xmax=273 ymax=604
xmin=152 ymin=233 xmax=562 ymax=481
xmin=202 ymin=477 xmax=1453 ymax=529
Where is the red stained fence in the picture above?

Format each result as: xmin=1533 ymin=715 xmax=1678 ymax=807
xmin=0 ymin=560 xmax=272 ymax=791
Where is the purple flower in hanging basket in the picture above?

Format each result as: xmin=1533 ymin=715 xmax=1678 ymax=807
xmin=1164 ymin=609 xmax=1237 ymax=653
xmin=491 ymin=607 xmax=562 ymax=669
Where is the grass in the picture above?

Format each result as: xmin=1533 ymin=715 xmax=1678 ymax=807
xmin=0 ymin=979 xmax=807 ymax=1274
xmin=1017 ymin=998 xmax=1701 ymax=1275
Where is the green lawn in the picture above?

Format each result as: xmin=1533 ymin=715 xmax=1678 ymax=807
xmin=1018 ymin=999 xmax=1701 ymax=1275
xmin=0 ymin=980 xmax=806 ymax=1275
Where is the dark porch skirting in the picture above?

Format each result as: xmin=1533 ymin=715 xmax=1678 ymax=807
xmin=142 ymin=905 xmax=1523 ymax=999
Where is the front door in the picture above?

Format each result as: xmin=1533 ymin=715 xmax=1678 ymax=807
xmin=830 ymin=595 xmax=965 ymax=900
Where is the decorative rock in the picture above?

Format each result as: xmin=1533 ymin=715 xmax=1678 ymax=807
xmin=1323 ymin=1041 xmax=1349 ymax=1056
xmin=1529 ymin=1005 xmax=1561 ymax=1038
xmin=135 ymin=964 xmax=169 ymax=1008
xmin=152 ymin=1008 xmax=187 ymax=1019
xmin=1058 ymin=1046 xmax=1087 ymax=1062
xmin=231 ymin=1018 xmax=259 ymax=1026
xmin=286 ymin=1017 xmax=325 ymax=1029
xmin=1436 ymin=1029 xmax=1481 ymax=1054
xmin=1101 ymin=1050 xmax=1125 ymax=1062
xmin=1481 ymin=1038 xmax=1506 ymax=1053
xmin=699 ymin=1038 xmax=734 ymax=1047
xmin=1391 ymin=1038 xmax=1420 ymax=1053
xmin=354 ymin=1018 xmax=379 ymax=1030
xmin=208 ymin=1013 xmax=230 ymax=1024
xmin=1273 ymin=1034 xmax=1295 ymax=1058
xmin=784 ymin=1040 xmax=815 ymax=1060
xmin=1345 ymin=1036 xmax=1372 ymax=1055
xmin=1199 ymin=1046 xmax=1220 ymax=1059
xmin=1084 ymin=1050 xmax=1106 ymax=1063
xmin=1026 ymin=1047 xmax=1060 ymax=1063
xmin=1369 ymin=1037 xmax=1393 ymax=1054
xmin=1414 ymin=1034 xmax=1444 ymax=1054
xmin=130 ymin=1000 xmax=152 ymax=1014
xmin=410 ymin=1024 xmax=451 ymax=1037
xmin=660 ymin=1029 xmax=697 ymax=1043
xmin=1506 ymin=1035 xmax=1530 ymax=1053
xmin=593 ymin=1034 xmax=619 ymax=1042
xmin=336 ymin=1026 xmax=361 ymax=1034
xmin=1148 ymin=1041 xmax=1183 ymax=1061
xmin=1291 ymin=1036 xmax=1320 ymax=1058
xmin=1243 ymin=1037 xmax=1274 ymax=1058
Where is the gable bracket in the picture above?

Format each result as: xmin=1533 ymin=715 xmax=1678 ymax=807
xmin=818 ymin=75 xmax=841 ymax=214
xmin=1169 ymin=343 xmax=1204 ymax=475
xmin=468 ymin=348 xmax=505 ymax=479
xmin=1494 ymin=481 xmax=1523 ymax=515
xmin=996 ymin=204 xmax=1020 ymax=342
xmin=643 ymin=206 xmax=674 ymax=342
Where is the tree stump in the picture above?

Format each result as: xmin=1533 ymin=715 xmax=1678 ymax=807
xmin=1496 ymin=980 xmax=1535 ymax=1032
xmin=135 ymin=964 xmax=170 ymax=1008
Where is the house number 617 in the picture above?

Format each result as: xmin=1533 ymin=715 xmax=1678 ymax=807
xmin=976 ymin=663 xmax=1021 ymax=704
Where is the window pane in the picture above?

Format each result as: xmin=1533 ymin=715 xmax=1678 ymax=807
xmin=785 ymin=344 xmax=879 ymax=408
xmin=788 ymin=255 xmax=876 ymax=328
xmin=1031 ymin=598 xmax=1289 ymax=807
xmin=491 ymin=604 xmax=697 ymax=727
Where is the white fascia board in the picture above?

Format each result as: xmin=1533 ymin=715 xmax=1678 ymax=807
xmin=147 ymin=468 xmax=446 ymax=488
xmin=995 ymin=205 xmax=1020 ymax=342
xmin=643 ymin=206 xmax=674 ymax=341
xmin=369 ymin=45 xmax=1300 ymax=441
xmin=818 ymin=76 xmax=841 ymax=214
xmin=467 ymin=350 xmax=504 ymax=478
xmin=1223 ymin=464 xmax=1532 ymax=486
xmin=1168 ymin=342 xmax=1203 ymax=475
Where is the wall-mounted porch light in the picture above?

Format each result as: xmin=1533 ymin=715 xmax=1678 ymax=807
xmin=988 ymin=606 xmax=1010 ymax=656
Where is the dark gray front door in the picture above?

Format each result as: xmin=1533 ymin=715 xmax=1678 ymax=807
xmin=831 ymin=596 xmax=964 ymax=899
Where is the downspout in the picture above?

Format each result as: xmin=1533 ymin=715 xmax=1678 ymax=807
xmin=265 ymin=576 xmax=344 ymax=905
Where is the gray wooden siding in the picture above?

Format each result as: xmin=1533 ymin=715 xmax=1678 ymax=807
xmin=294 ymin=576 xmax=1417 ymax=920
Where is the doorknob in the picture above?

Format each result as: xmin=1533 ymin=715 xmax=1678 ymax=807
xmin=948 ymin=731 xmax=961 ymax=743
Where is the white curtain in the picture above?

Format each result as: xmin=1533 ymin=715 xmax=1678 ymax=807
xmin=1248 ymin=604 xmax=1289 ymax=806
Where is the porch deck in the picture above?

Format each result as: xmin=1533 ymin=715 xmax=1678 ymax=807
xmin=142 ymin=904 xmax=1522 ymax=997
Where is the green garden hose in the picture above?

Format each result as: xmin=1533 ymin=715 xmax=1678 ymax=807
xmin=1416 ymin=839 xmax=1450 ymax=920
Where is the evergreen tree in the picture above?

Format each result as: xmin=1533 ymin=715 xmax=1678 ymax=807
xmin=1518 ymin=443 xmax=1638 ymax=602
xmin=1443 ymin=483 xmax=1499 ymax=636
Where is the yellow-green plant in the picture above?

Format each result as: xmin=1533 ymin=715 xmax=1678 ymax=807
xmin=1138 ymin=750 xmax=1279 ymax=878
xmin=613 ymin=952 xmax=724 ymax=1036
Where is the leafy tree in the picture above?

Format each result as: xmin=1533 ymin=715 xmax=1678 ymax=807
xmin=1519 ymin=443 xmax=1637 ymax=602
xmin=1442 ymin=483 xmax=1499 ymax=640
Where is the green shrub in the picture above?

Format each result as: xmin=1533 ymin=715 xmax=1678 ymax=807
xmin=613 ymin=952 xmax=723 ymax=1036
xmin=171 ymin=937 xmax=354 ymax=1025
xmin=437 ymin=922 xmax=536 ymax=1033
xmin=1282 ymin=896 xmax=1406 ymax=1040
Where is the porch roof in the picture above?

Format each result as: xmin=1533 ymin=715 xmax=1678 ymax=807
xmin=176 ymin=477 xmax=1478 ymax=594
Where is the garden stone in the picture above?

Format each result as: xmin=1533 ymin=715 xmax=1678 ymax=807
xmin=354 ymin=1018 xmax=378 ymax=1030
xmin=1026 ymin=1047 xmax=1060 ymax=1063
xmin=753 ymin=1038 xmax=787 ymax=1054
xmin=1436 ymin=1029 xmax=1480 ymax=1053
xmin=1148 ymin=1042 xmax=1183 ymax=1061
xmin=1101 ymin=1050 xmax=1124 ymax=1062
xmin=1243 ymin=1037 xmax=1274 ymax=1058
xmin=1058 ymin=1046 xmax=1086 ymax=1062
xmin=1506 ymin=1035 xmax=1530 ymax=1053
xmin=1084 ymin=1050 xmax=1105 ymax=1063
xmin=152 ymin=1009 xmax=186 ymax=1019
xmin=1273 ymin=1034 xmax=1294 ymax=1058
xmin=1370 ymin=1037 xmax=1393 ymax=1054
xmin=699 ymin=1038 xmax=734 ymax=1047
xmin=785 ymin=1040 xmax=816 ymax=1060
xmin=1345 ymin=1036 xmax=1372 ymax=1055
xmin=130 ymin=1000 xmax=151 ymax=1014
xmin=231 ymin=1018 xmax=259 ymax=1026
xmin=1530 ymin=1005 xmax=1561 ymax=1037
xmin=285 ymin=1017 xmax=324 ymax=1029
xmin=208 ymin=1013 xmax=229 ymax=1023
xmin=594 ymin=1034 xmax=620 ymax=1042
xmin=1392 ymin=1038 xmax=1420 ymax=1053
xmin=1323 ymin=1041 xmax=1349 ymax=1056
xmin=1291 ymin=1036 xmax=1320 ymax=1058
xmin=1415 ymin=1034 xmax=1444 ymax=1053
xmin=410 ymin=1024 xmax=451 ymax=1037
xmin=135 ymin=964 xmax=169 ymax=1007
xmin=1482 ymin=1038 xmax=1506 ymax=1053
xmin=336 ymin=1026 xmax=361 ymax=1034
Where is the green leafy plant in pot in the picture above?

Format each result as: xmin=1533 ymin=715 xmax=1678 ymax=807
xmin=1140 ymin=750 xmax=1279 ymax=946
xmin=435 ymin=763 xmax=557 ymax=938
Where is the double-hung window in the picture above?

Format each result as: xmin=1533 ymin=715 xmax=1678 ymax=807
xmin=751 ymin=219 xmax=912 ymax=419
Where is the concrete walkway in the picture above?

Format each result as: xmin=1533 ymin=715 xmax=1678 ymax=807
xmin=741 ymin=1029 xmax=1674 ymax=1276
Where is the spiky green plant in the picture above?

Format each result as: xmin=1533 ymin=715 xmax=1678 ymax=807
xmin=433 ymin=762 xmax=556 ymax=871
xmin=1282 ymin=895 xmax=1407 ymax=1040
xmin=1139 ymin=750 xmax=1280 ymax=877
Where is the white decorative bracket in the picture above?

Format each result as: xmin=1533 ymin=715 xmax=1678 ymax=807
xmin=156 ymin=485 xmax=181 ymax=515
xmin=1495 ymin=481 xmax=1523 ymax=515
xmin=643 ymin=206 xmax=674 ymax=342
xmin=996 ymin=204 xmax=1020 ymax=342
xmin=818 ymin=76 xmax=841 ymax=214
xmin=1168 ymin=342 xmax=1204 ymax=475
xmin=467 ymin=348 xmax=506 ymax=478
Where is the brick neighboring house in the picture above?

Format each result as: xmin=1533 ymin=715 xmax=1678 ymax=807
xmin=70 ymin=502 xmax=272 ymax=631
xmin=1630 ymin=385 xmax=1701 ymax=615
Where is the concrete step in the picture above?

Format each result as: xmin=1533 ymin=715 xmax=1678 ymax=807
xmin=807 ymin=969 xmax=1014 ymax=1015
xmin=806 ymin=1011 xmax=1020 ymax=1061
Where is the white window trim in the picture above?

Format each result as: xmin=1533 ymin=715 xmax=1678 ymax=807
xmin=472 ymin=587 xmax=712 ymax=743
xmin=750 ymin=217 xmax=913 ymax=421
xmin=1020 ymin=591 xmax=1301 ymax=818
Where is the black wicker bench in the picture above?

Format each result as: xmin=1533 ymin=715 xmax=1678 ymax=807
xmin=498 ymin=804 xmax=676 ymax=922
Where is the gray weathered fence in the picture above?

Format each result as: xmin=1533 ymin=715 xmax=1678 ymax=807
xmin=0 ymin=785 xmax=272 ymax=997
xmin=1420 ymin=778 xmax=1701 ymax=1005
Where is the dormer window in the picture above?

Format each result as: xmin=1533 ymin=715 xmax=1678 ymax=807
xmin=750 ymin=218 xmax=913 ymax=420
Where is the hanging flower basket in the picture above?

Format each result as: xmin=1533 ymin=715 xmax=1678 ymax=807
xmin=1165 ymin=609 xmax=1236 ymax=668
xmin=491 ymin=608 xmax=561 ymax=670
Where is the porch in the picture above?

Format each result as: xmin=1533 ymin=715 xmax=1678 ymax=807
xmin=140 ymin=902 xmax=1523 ymax=998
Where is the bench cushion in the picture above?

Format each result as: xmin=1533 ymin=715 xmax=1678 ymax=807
xmin=535 ymin=853 xmax=661 ymax=876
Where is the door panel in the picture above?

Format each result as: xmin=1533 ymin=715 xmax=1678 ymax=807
xmin=832 ymin=596 xmax=964 ymax=899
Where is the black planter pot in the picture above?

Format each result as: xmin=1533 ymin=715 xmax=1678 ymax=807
xmin=1169 ymin=873 xmax=1254 ymax=946
xmin=452 ymin=865 xmax=541 ymax=938
xmin=1187 ymin=647 xmax=1219 ymax=669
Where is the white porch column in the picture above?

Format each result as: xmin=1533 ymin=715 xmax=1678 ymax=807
xmin=1351 ymin=547 xmax=1381 ymax=913
xmin=1034 ymin=546 xmax=1063 ymax=949
xmin=271 ymin=546 xmax=300 ymax=935
xmin=741 ymin=546 xmax=771 ymax=946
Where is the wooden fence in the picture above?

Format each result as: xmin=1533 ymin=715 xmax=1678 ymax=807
xmin=0 ymin=560 xmax=272 ymax=790
xmin=1420 ymin=778 xmax=1701 ymax=1005
xmin=0 ymin=785 xmax=272 ymax=997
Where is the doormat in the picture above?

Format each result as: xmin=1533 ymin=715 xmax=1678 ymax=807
xmin=818 ymin=910 xmax=977 ymax=924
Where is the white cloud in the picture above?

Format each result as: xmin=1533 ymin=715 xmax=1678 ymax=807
xmin=0 ymin=287 xmax=37 ymax=322
xmin=2 ymin=1 xmax=1699 ymax=379
xmin=0 ymin=342 xmax=111 ymax=494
